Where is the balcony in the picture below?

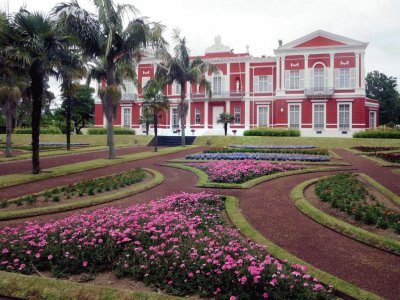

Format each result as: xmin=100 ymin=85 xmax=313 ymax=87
xmin=121 ymin=93 xmax=138 ymax=101
xmin=304 ymin=87 xmax=334 ymax=97
xmin=191 ymin=90 xmax=244 ymax=99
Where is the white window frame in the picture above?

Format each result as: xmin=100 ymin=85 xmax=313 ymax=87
xmin=337 ymin=102 xmax=352 ymax=131
xmin=257 ymin=105 xmax=269 ymax=127
xmin=313 ymin=67 xmax=325 ymax=92
xmin=288 ymin=104 xmax=301 ymax=129
xmin=212 ymin=75 xmax=222 ymax=95
xmin=121 ymin=106 xmax=132 ymax=128
xmin=171 ymin=107 xmax=179 ymax=129
xmin=369 ymin=111 xmax=377 ymax=128
xmin=254 ymin=75 xmax=273 ymax=93
xmin=289 ymin=70 xmax=300 ymax=90
xmin=141 ymin=76 xmax=150 ymax=92
xmin=195 ymin=107 xmax=201 ymax=125
xmin=335 ymin=68 xmax=356 ymax=89
xmin=173 ymin=81 xmax=181 ymax=96
xmin=234 ymin=107 xmax=241 ymax=124
xmin=312 ymin=103 xmax=326 ymax=131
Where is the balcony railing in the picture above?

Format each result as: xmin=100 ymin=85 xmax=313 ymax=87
xmin=191 ymin=90 xmax=244 ymax=99
xmin=304 ymin=87 xmax=334 ymax=97
xmin=121 ymin=93 xmax=138 ymax=101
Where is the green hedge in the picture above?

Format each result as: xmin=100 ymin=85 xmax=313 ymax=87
xmin=14 ymin=127 xmax=62 ymax=134
xmin=353 ymin=128 xmax=400 ymax=139
xmin=87 ymin=127 xmax=135 ymax=135
xmin=244 ymin=128 xmax=300 ymax=137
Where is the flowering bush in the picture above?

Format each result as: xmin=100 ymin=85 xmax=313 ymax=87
xmin=351 ymin=146 xmax=400 ymax=152
xmin=231 ymin=144 xmax=316 ymax=149
xmin=0 ymin=192 xmax=332 ymax=299
xmin=370 ymin=152 xmax=400 ymax=164
xmin=190 ymin=160 xmax=302 ymax=183
xmin=187 ymin=152 xmax=330 ymax=162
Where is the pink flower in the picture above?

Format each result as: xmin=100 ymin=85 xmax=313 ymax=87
xmin=35 ymin=253 xmax=41 ymax=258
xmin=263 ymin=293 xmax=269 ymax=299
xmin=270 ymin=278 xmax=277 ymax=286
xmin=48 ymin=255 xmax=53 ymax=260
xmin=188 ymin=272 xmax=194 ymax=278
xmin=240 ymin=276 xmax=247 ymax=284
xmin=82 ymin=261 xmax=88 ymax=267
xmin=2 ymin=248 xmax=8 ymax=254
xmin=230 ymin=296 xmax=236 ymax=300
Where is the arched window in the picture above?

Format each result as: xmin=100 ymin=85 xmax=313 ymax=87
xmin=313 ymin=63 xmax=326 ymax=92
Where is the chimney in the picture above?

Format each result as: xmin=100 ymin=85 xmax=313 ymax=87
xmin=278 ymin=39 xmax=283 ymax=47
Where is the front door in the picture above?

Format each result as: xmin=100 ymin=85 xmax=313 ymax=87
xmin=213 ymin=106 xmax=224 ymax=129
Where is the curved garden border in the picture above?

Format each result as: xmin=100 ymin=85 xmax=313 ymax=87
xmin=165 ymin=163 xmax=350 ymax=189
xmin=290 ymin=176 xmax=400 ymax=256
xmin=0 ymin=270 xmax=182 ymax=300
xmin=225 ymin=196 xmax=383 ymax=300
xmin=0 ymin=168 xmax=163 ymax=221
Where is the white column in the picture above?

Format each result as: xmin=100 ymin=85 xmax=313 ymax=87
xmin=186 ymin=81 xmax=191 ymax=130
xmin=355 ymin=52 xmax=360 ymax=88
xmin=245 ymin=61 xmax=250 ymax=98
xmin=360 ymin=53 xmax=365 ymax=89
xmin=245 ymin=98 xmax=250 ymax=129
xmin=329 ymin=53 xmax=334 ymax=88
xmin=276 ymin=56 xmax=281 ymax=90
xmin=304 ymin=54 xmax=309 ymax=88
xmin=281 ymin=56 xmax=285 ymax=90
xmin=226 ymin=100 xmax=230 ymax=114
xmin=204 ymin=100 xmax=209 ymax=129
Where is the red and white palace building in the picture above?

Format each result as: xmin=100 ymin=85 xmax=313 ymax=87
xmin=94 ymin=30 xmax=379 ymax=137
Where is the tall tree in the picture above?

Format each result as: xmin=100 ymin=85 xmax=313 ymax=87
xmin=366 ymin=71 xmax=400 ymax=125
xmin=143 ymin=77 xmax=169 ymax=152
xmin=217 ymin=112 xmax=234 ymax=136
xmin=139 ymin=107 xmax=153 ymax=136
xmin=155 ymin=30 xmax=218 ymax=146
xmin=53 ymin=0 xmax=165 ymax=158
xmin=4 ymin=9 xmax=68 ymax=172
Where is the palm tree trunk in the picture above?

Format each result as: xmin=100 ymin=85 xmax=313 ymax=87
xmin=106 ymin=59 xmax=117 ymax=159
xmin=5 ymin=110 xmax=13 ymax=157
xmin=66 ymin=94 xmax=72 ymax=150
xmin=180 ymin=84 xmax=186 ymax=147
xmin=30 ymin=69 xmax=43 ymax=174
xmin=146 ymin=122 xmax=149 ymax=135
xmin=224 ymin=123 xmax=228 ymax=136
xmin=106 ymin=116 xmax=116 ymax=159
xmin=154 ymin=112 xmax=158 ymax=152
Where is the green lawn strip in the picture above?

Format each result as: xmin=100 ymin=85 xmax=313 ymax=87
xmin=167 ymin=158 xmax=350 ymax=166
xmin=328 ymin=149 xmax=343 ymax=160
xmin=225 ymin=196 xmax=384 ymax=300
xmin=358 ymin=173 xmax=400 ymax=206
xmin=0 ymin=271 xmax=182 ymax=300
xmin=0 ymin=146 xmax=197 ymax=189
xmin=290 ymin=177 xmax=400 ymax=255
xmin=393 ymin=169 xmax=400 ymax=175
xmin=165 ymin=163 xmax=349 ymax=189
xmin=0 ymin=169 xmax=163 ymax=221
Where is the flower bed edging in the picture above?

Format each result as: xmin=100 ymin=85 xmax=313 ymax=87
xmin=358 ymin=173 xmax=400 ymax=207
xmin=290 ymin=177 xmax=400 ymax=256
xmin=225 ymin=196 xmax=384 ymax=300
xmin=0 ymin=168 xmax=163 ymax=220
xmin=0 ymin=270 xmax=182 ymax=300
xmin=165 ymin=163 xmax=351 ymax=189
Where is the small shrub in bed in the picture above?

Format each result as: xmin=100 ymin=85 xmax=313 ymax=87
xmin=353 ymin=127 xmax=400 ymax=139
xmin=351 ymin=146 xmax=400 ymax=152
xmin=370 ymin=152 xmax=400 ymax=164
xmin=14 ymin=126 xmax=62 ymax=134
xmin=244 ymin=128 xmax=300 ymax=136
xmin=88 ymin=128 xmax=135 ymax=135
xmin=315 ymin=173 xmax=400 ymax=233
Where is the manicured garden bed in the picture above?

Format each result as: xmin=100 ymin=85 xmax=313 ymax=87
xmin=315 ymin=173 xmax=400 ymax=234
xmin=353 ymin=127 xmax=400 ymax=139
xmin=1 ymin=168 xmax=146 ymax=209
xmin=205 ymin=146 xmax=328 ymax=156
xmin=189 ymin=160 xmax=301 ymax=183
xmin=231 ymin=144 xmax=316 ymax=149
xmin=0 ymin=192 xmax=333 ymax=299
xmin=186 ymin=152 xmax=331 ymax=162
xmin=369 ymin=152 xmax=400 ymax=164
xmin=351 ymin=146 xmax=400 ymax=152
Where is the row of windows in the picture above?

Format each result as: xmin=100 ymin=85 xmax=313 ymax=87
xmin=172 ymin=107 xmax=242 ymax=125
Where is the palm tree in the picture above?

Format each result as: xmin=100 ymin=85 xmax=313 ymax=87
xmin=139 ymin=107 xmax=153 ymax=136
xmin=142 ymin=77 xmax=169 ymax=152
xmin=217 ymin=112 xmax=234 ymax=136
xmin=5 ymin=9 xmax=68 ymax=173
xmin=53 ymin=0 xmax=165 ymax=159
xmin=155 ymin=29 xmax=218 ymax=146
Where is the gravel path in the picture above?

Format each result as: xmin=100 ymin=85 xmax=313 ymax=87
xmin=0 ymin=147 xmax=399 ymax=299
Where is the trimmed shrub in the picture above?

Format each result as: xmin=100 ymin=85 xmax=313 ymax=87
xmin=87 ymin=127 xmax=135 ymax=135
xmin=353 ymin=127 xmax=400 ymax=139
xmin=244 ymin=127 xmax=300 ymax=137
xmin=14 ymin=127 xmax=62 ymax=134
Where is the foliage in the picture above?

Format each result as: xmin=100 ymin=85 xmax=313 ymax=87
xmin=315 ymin=173 xmax=400 ymax=234
xmin=244 ymin=128 xmax=301 ymax=137
xmin=14 ymin=127 xmax=62 ymax=134
xmin=205 ymin=147 xmax=329 ymax=156
xmin=0 ymin=192 xmax=332 ymax=299
xmin=351 ymin=146 xmax=400 ymax=152
xmin=190 ymin=160 xmax=301 ymax=183
xmin=366 ymin=71 xmax=400 ymax=125
xmin=370 ymin=152 xmax=400 ymax=164
xmin=87 ymin=128 xmax=135 ymax=135
xmin=4 ymin=168 xmax=145 ymax=208
xmin=187 ymin=152 xmax=330 ymax=162
xmin=231 ymin=144 xmax=316 ymax=149
xmin=217 ymin=112 xmax=235 ymax=136
xmin=353 ymin=127 xmax=400 ymax=139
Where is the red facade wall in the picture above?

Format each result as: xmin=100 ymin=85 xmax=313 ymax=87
xmin=94 ymin=104 xmax=103 ymax=126
xmin=190 ymin=102 xmax=205 ymax=128
xmin=295 ymin=36 xmax=346 ymax=48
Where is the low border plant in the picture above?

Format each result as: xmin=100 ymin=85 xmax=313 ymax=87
xmin=88 ymin=128 xmax=135 ymax=135
xmin=244 ymin=128 xmax=300 ymax=137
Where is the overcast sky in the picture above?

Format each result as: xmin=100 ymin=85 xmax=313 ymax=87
xmin=2 ymin=0 xmax=399 ymax=103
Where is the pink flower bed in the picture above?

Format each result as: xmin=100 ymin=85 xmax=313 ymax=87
xmin=190 ymin=160 xmax=302 ymax=183
xmin=0 ymin=192 xmax=331 ymax=299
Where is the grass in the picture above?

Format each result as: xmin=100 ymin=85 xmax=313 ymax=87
xmin=165 ymin=163 xmax=350 ymax=189
xmin=358 ymin=173 xmax=400 ymax=206
xmin=393 ymin=169 xmax=400 ymax=175
xmin=0 ymin=270 xmax=183 ymax=300
xmin=0 ymin=146 xmax=197 ymax=189
xmin=195 ymin=136 xmax=400 ymax=149
xmin=225 ymin=196 xmax=384 ymax=300
xmin=0 ymin=168 xmax=163 ymax=221
xmin=290 ymin=177 xmax=400 ymax=255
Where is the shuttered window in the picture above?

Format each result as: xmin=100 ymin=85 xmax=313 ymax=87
xmin=338 ymin=104 xmax=350 ymax=131
xmin=289 ymin=104 xmax=300 ymax=129
xmin=258 ymin=106 xmax=269 ymax=127
xmin=234 ymin=107 xmax=241 ymax=124
xmin=313 ymin=104 xmax=325 ymax=130
xmin=334 ymin=68 xmax=356 ymax=89
xmin=195 ymin=108 xmax=201 ymax=125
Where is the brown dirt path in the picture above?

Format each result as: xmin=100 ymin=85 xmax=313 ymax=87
xmin=0 ymin=146 xmax=151 ymax=176
xmin=1 ymin=148 xmax=399 ymax=299
xmin=334 ymin=148 xmax=400 ymax=196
